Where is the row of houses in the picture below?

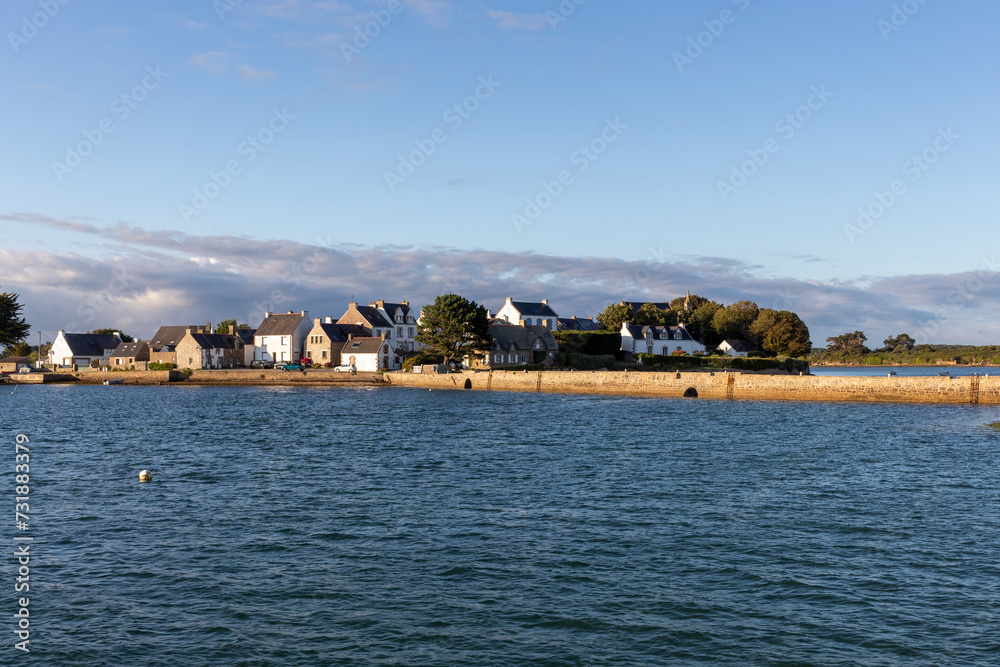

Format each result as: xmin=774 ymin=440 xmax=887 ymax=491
xmin=40 ymin=296 xmax=754 ymax=372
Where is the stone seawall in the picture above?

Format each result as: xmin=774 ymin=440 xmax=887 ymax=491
xmin=386 ymin=370 xmax=1000 ymax=405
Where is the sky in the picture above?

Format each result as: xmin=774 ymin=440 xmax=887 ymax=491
xmin=2 ymin=0 xmax=999 ymax=346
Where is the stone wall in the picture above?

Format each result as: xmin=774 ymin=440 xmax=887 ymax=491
xmin=385 ymin=370 xmax=1000 ymax=405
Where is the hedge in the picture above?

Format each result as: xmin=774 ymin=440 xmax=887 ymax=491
xmin=568 ymin=353 xmax=616 ymax=370
xmin=553 ymin=331 xmax=621 ymax=357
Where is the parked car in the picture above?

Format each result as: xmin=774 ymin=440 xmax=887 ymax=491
xmin=279 ymin=362 xmax=305 ymax=371
xmin=250 ymin=360 xmax=274 ymax=369
xmin=18 ymin=365 xmax=36 ymax=374
xmin=333 ymin=364 xmax=356 ymax=373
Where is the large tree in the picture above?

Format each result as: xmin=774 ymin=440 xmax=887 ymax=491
xmin=3 ymin=341 xmax=31 ymax=358
xmin=215 ymin=319 xmax=251 ymax=334
xmin=685 ymin=301 xmax=724 ymax=349
xmin=826 ymin=331 xmax=868 ymax=353
xmin=634 ymin=302 xmax=678 ymax=326
xmin=597 ymin=302 xmax=633 ymax=332
xmin=749 ymin=309 xmax=811 ymax=357
xmin=883 ymin=333 xmax=915 ymax=352
xmin=415 ymin=294 xmax=491 ymax=365
xmin=0 ymin=289 xmax=31 ymax=349
xmin=712 ymin=300 xmax=759 ymax=342
xmin=89 ymin=328 xmax=134 ymax=342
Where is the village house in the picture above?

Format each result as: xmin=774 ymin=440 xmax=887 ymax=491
xmin=48 ymin=330 xmax=122 ymax=368
xmin=304 ymin=317 xmax=360 ymax=367
xmin=148 ymin=325 xmax=211 ymax=366
xmin=474 ymin=324 xmax=559 ymax=369
xmin=109 ymin=341 xmax=151 ymax=369
xmin=340 ymin=335 xmax=392 ymax=372
xmin=337 ymin=302 xmax=409 ymax=369
xmin=718 ymin=339 xmax=754 ymax=357
xmin=495 ymin=298 xmax=559 ymax=330
xmin=620 ymin=323 xmax=706 ymax=356
xmin=175 ymin=330 xmax=245 ymax=369
xmin=233 ymin=327 xmax=257 ymax=366
xmin=254 ymin=311 xmax=311 ymax=364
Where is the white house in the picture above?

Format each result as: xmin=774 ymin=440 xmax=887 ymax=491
xmin=48 ymin=330 xmax=122 ymax=368
xmin=495 ymin=298 xmax=558 ymax=330
xmin=337 ymin=301 xmax=415 ymax=369
xmin=340 ymin=335 xmax=392 ymax=372
xmin=718 ymin=339 xmax=754 ymax=357
xmin=372 ymin=300 xmax=419 ymax=354
xmin=254 ymin=311 xmax=311 ymax=364
xmin=620 ymin=323 xmax=705 ymax=356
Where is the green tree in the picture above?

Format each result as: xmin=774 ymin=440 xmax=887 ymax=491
xmin=89 ymin=328 xmax=134 ymax=342
xmin=415 ymin=294 xmax=491 ymax=365
xmin=634 ymin=302 xmax=673 ymax=326
xmin=883 ymin=333 xmax=915 ymax=351
xmin=0 ymin=289 xmax=31 ymax=348
xmin=711 ymin=300 xmax=759 ymax=342
xmin=669 ymin=293 xmax=710 ymax=321
xmin=686 ymin=301 xmax=724 ymax=349
xmin=826 ymin=331 xmax=868 ymax=353
xmin=597 ymin=302 xmax=633 ymax=332
xmin=3 ymin=341 xmax=31 ymax=358
xmin=749 ymin=309 xmax=811 ymax=357
xmin=216 ymin=319 xmax=251 ymax=334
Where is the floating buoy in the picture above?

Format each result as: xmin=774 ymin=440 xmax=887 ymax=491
xmin=138 ymin=470 xmax=152 ymax=482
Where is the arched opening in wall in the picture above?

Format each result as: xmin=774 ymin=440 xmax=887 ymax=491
xmin=464 ymin=378 xmax=472 ymax=389
xmin=683 ymin=387 xmax=699 ymax=398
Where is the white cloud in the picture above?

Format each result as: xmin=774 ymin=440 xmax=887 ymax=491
xmin=189 ymin=51 xmax=231 ymax=75
xmin=240 ymin=64 xmax=277 ymax=81
xmin=486 ymin=9 xmax=549 ymax=31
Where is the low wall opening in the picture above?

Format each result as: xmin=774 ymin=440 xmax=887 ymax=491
xmin=683 ymin=387 xmax=699 ymax=398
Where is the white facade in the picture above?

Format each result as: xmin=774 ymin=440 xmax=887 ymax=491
xmin=48 ymin=330 xmax=121 ymax=368
xmin=495 ymin=298 xmax=558 ymax=330
xmin=254 ymin=312 xmax=311 ymax=364
xmin=620 ymin=323 xmax=706 ymax=356
xmin=341 ymin=338 xmax=392 ymax=372
xmin=373 ymin=301 xmax=419 ymax=355
xmin=718 ymin=340 xmax=752 ymax=358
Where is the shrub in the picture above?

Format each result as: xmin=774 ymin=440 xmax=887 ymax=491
xmin=553 ymin=331 xmax=621 ymax=357
xmin=403 ymin=353 xmax=443 ymax=372
xmin=182 ymin=368 xmax=192 ymax=377
xmin=149 ymin=362 xmax=176 ymax=371
xmin=567 ymin=353 xmax=616 ymax=370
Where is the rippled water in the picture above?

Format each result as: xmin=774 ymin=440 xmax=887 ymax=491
xmin=4 ymin=385 xmax=1000 ymax=665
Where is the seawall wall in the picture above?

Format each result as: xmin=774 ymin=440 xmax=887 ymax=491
xmin=385 ymin=370 xmax=1000 ymax=405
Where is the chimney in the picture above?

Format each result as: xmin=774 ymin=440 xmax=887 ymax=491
xmin=348 ymin=334 xmax=354 ymax=341
xmin=506 ymin=297 xmax=512 ymax=305
xmin=401 ymin=300 xmax=408 ymax=307
xmin=301 ymin=311 xmax=309 ymax=321
xmin=206 ymin=321 xmax=212 ymax=333
xmin=314 ymin=318 xmax=321 ymax=327
xmin=324 ymin=316 xmax=333 ymax=324
xmin=541 ymin=299 xmax=548 ymax=305
xmin=264 ymin=311 xmax=271 ymax=319
xmin=376 ymin=300 xmax=385 ymax=309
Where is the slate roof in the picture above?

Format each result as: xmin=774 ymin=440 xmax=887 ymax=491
xmin=341 ymin=337 xmax=390 ymax=355
xmin=150 ymin=326 xmax=206 ymax=350
xmin=720 ymin=339 xmax=754 ymax=352
xmin=557 ymin=317 xmax=602 ymax=331
xmin=508 ymin=301 xmax=558 ymax=317
xmin=489 ymin=324 xmax=558 ymax=352
xmin=337 ymin=323 xmax=370 ymax=338
xmin=256 ymin=313 xmax=305 ymax=336
xmin=0 ymin=356 xmax=31 ymax=364
xmin=234 ymin=328 xmax=256 ymax=345
xmin=377 ymin=302 xmax=412 ymax=322
xmin=342 ymin=305 xmax=392 ymax=329
xmin=111 ymin=341 xmax=149 ymax=357
xmin=316 ymin=322 xmax=351 ymax=343
xmin=623 ymin=324 xmax=696 ymax=342
xmin=62 ymin=333 xmax=121 ymax=356
xmin=186 ymin=333 xmax=242 ymax=350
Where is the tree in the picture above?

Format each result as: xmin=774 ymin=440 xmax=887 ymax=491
xmin=712 ymin=300 xmax=759 ymax=342
xmin=89 ymin=328 xmax=134 ymax=342
xmin=597 ymin=302 xmax=633 ymax=332
xmin=635 ymin=302 xmax=675 ymax=326
xmin=415 ymin=294 xmax=491 ymax=365
xmin=3 ymin=341 xmax=31 ymax=358
xmin=826 ymin=331 xmax=868 ymax=353
xmin=0 ymin=289 xmax=31 ymax=349
xmin=216 ymin=319 xmax=251 ymax=335
xmin=686 ymin=301 xmax=724 ymax=349
xmin=749 ymin=309 xmax=811 ymax=357
xmin=883 ymin=333 xmax=915 ymax=351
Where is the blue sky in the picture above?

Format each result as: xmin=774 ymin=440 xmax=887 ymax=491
xmin=2 ymin=0 xmax=999 ymax=345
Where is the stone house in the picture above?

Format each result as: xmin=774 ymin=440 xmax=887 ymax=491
xmin=304 ymin=317 xmax=358 ymax=367
xmin=474 ymin=324 xmax=559 ymax=369
xmin=109 ymin=341 xmax=151 ymax=369
xmin=148 ymin=325 xmax=211 ymax=366
xmin=337 ymin=302 xmax=409 ymax=369
xmin=175 ymin=331 xmax=245 ymax=369
xmin=0 ymin=357 xmax=32 ymax=373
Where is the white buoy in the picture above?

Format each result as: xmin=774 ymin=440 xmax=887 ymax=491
xmin=138 ymin=470 xmax=152 ymax=482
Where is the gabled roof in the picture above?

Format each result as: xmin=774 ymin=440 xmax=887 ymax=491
xmin=256 ymin=313 xmax=305 ymax=336
xmin=186 ymin=333 xmax=242 ymax=350
xmin=111 ymin=341 xmax=149 ymax=357
xmin=60 ymin=333 xmax=121 ymax=356
xmin=234 ymin=328 xmax=256 ymax=345
xmin=0 ymin=356 xmax=31 ymax=364
xmin=622 ymin=323 xmax=696 ymax=342
xmin=150 ymin=326 xmax=205 ymax=350
xmin=316 ymin=322 xmax=351 ymax=343
xmin=341 ymin=337 xmax=390 ymax=355
xmin=720 ymin=339 xmax=754 ymax=352
xmin=337 ymin=323 xmax=370 ymax=338
xmin=508 ymin=300 xmax=558 ymax=317
xmin=557 ymin=317 xmax=602 ymax=331
xmin=342 ymin=305 xmax=392 ymax=329
xmin=376 ymin=302 xmax=412 ymax=321
xmin=488 ymin=324 xmax=558 ymax=352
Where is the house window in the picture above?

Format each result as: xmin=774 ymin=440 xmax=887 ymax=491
xmin=322 ymin=350 xmax=327 ymax=359
xmin=385 ymin=330 xmax=391 ymax=339
xmin=408 ymin=327 xmax=414 ymax=337
xmin=281 ymin=337 xmax=287 ymax=346
xmin=521 ymin=354 xmax=526 ymax=363
xmin=397 ymin=327 xmax=403 ymax=338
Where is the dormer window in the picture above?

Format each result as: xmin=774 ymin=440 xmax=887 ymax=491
xmin=396 ymin=314 xmax=402 ymax=322
xmin=674 ymin=332 xmax=682 ymax=340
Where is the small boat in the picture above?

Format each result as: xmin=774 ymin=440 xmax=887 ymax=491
xmin=103 ymin=378 xmax=124 ymax=385
xmin=888 ymin=371 xmax=897 ymax=376
xmin=938 ymin=372 xmax=952 ymax=378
